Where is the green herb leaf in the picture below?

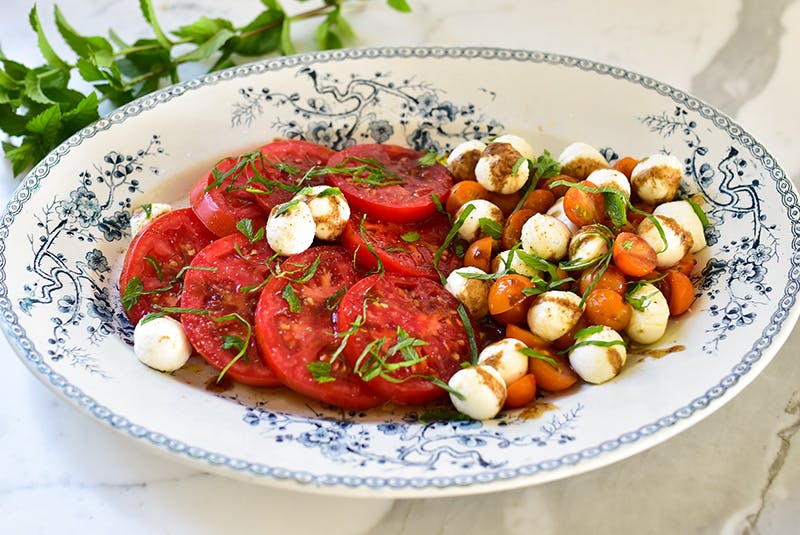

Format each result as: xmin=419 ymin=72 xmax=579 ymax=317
xmin=457 ymin=303 xmax=479 ymax=365
xmin=282 ymin=283 xmax=301 ymax=313
xmin=387 ymin=0 xmax=413 ymax=12
xmin=479 ymin=217 xmax=503 ymax=240
xmin=417 ymin=151 xmax=440 ymax=167
xmin=29 ymin=6 xmax=69 ymax=72
xmin=222 ymin=335 xmax=246 ymax=352
xmin=604 ymin=191 xmax=628 ymax=229
xmin=138 ymin=0 xmax=173 ymax=49
xmin=685 ymin=197 xmax=710 ymax=227
xmin=307 ymin=361 xmax=336 ymax=383
xmin=518 ymin=347 xmax=559 ymax=368
xmin=400 ymin=231 xmax=421 ymax=243
xmin=236 ymin=218 xmax=265 ymax=243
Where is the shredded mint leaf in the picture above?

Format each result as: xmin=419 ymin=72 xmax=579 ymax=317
xmin=387 ymin=0 xmax=413 ymax=12
xmin=479 ymin=217 xmax=503 ymax=240
xmin=685 ymin=197 xmax=710 ymax=227
xmin=307 ymin=361 xmax=336 ymax=383
xmin=400 ymin=231 xmax=421 ymax=243
xmin=417 ymin=151 xmax=439 ymax=167
xmin=282 ymin=283 xmax=301 ymax=313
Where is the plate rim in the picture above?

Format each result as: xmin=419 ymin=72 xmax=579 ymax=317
xmin=1 ymin=45 xmax=798 ymax=497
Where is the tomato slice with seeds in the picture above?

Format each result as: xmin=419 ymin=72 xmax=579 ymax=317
xmin=254 ymin=246 xmax=384 ymax=409
xmin=340 ymin=211 xmax=461 ymax=280
xmin=336 ymin=273 xmax=474 ymax=405
xmin=250 ymin=139 xmax=336 ymax=213
xmin=119 ymin=208 xmax=217 ymax=325
xmin=325 ymin=144 xmax=454 ymax=223
xmin=180 ymin=233 xmax=280 ymax=387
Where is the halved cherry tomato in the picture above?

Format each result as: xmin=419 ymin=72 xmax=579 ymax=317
xmin=487 ymin=190 xmax=523 ymax=217
xmin=255 ymin=246 xmax=385 ymax=409
xmin=658 ymin=270 xmax=696 ymax=316
xmin=539 ymin=173 xmax=578 ymax=198
xmin=488 ymin=274 xmax=535 ymax=325
xmin=464 ymin=236 xmax=496 ymax=272
xmin=119 ymin=208 xmax=217 ymax=325
xmin=519 ymin=188 xmax=555 ymax=214
xmin=501 ymin=209 xmax=535 ymax=250
xmin=336 ymin=273 xmax=474 ymax=405
xmin=552 ymin=316 xmax=587 ymax=351
xmin=613 ymin=156 xmax=639 ymax=179
xmin=673 ymin=252 xmax=697 ymax=276
xmin=505 ymin=324 xmax=550 ymax=351
xmin=579 ymin=264 xmax=627 ymax=295
xmin=505 ymin=374 xmax=537 ymax=408
xmin=181 ymin=233 xmax=280 ymax=387
xmin=326 ymin=144 xmax=454 ymax=223
xmin=563 ymin=180 xmax=604 ymax=227
xmin=584 ymin=288 xmax=633 ymax=331
xmin=612 ymin=232 xmax=657 ymax=277
xmin=445 ymin=180 xmax=489 ymax=215
xmin=526 ymin=347 xmax=578 ymax=392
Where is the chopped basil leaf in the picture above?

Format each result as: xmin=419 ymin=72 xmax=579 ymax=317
xmin=518 ymin=347 xmax=559 ymax=369
xmin=400 ymin=231 xmax=421 ymax=243
xmin=307 ymin=361 xmax=336 ymax=383
xmin=282 ymin=283 xmax=301 ymax=313
xmin=479 ymin=217 xmax=503 ymax=240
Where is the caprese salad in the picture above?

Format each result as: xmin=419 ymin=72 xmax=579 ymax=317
xmin=119 ymin=135 xmax=707 ymax=420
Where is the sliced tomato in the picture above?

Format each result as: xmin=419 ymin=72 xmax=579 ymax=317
xmin=325 ymin=144 xmax=453 ymax=223
xmin=336 ymin=273 xmax=473 ymax=405
xmin=254 ymin=246 xmax=384 ymax=409
xmin=119 ymin=208 xmax=217 ymax=325
xmin=180 ymin=233 xmax=280 ymax=387
xmin=250 ymin=139 xmax=336 ymax=213
xmin=190 ymin=156 xmax=269 ymax=237
xmin=340 ymin=211 xmax=461 ymax=280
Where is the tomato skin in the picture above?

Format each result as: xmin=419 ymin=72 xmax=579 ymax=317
xmin=463 ymin=236 xmax=496 ymax=272
xmin=505 ymin=374 xmax=537 ymax=408
xmin=180 ymin=233 xmax=281 ymax=387
xmin=657 ymin=270 xmax=696 ymax=316
xmin=527 ymin=348 xmax=578 ymax=392
xmin=501 ymin=209 xmax=535 ymax=250
xmin=520 ymin=188 xmax=555 ymax=214
xmin=613 ymin=156 xmax=639 ymax=179
xmin=336 ymin=273 xmax=474 ymax=405
xmin=563 ymin=180 xmax=604 ymax=227
xmin=340 ymin=212 xmax=461 ymax=280
xmin=488 ymin=274 xmax=535 ymax=326
xmin=119 ymin=208 xmax=217 ymax=325
xmin=326 ymin=144 xmax=454 ymax=223
xmin=487 ymin=190 xmax=523 ymax=217
xmin=584 ymin=288 xmax=633 ymax=331
xmin=255 ymin=246 xmax=384 ymax=409
xmin=540 ymin=174 xmax=578 ymax=199
xmin=579 ymin=264 xmax=628 ymax=295
xmin=190 ymin=157 xmax=268 ymax=237
xmin=612 ymin=232 xmax=658 ymax=277
xmin=445 ymin=180 xmax=488 ymax=215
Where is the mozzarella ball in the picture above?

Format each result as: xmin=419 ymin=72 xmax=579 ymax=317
xmin=568 ymin=326 xmax=627 ymax=384
xmin=527 ymin=290 xmax=584 ymax=342
xmin=520 ymin=213 xmax=571 ymax=261
xmin=568 ymin=225 xmax=611 ymax=265
xmin=448 ymin=365 xmax=507 ymax=420
xmin=134 ymin=316 xmax=193 ymax=372
xmin=546 ymin=197 xmax=579 ymax=234
xmin=585 ymin=168 xmax=631 ymax=197
xmin=474 ymin=142 xmax=530 ymax=194
xmin=455 ymin=199 xmax=504 ymax=243
xmin=445 ymin=267 xmax=492 ymax=319
xmin=297 ymin=185 xmax=351 ymax=241
xmin=130 ymin=203 xmax=172 ymax=237
xmin=625 ymin=283 xmax=670 ymax=344
xmin=558 ymin=142 xmax=610 ymax=180
xmin=637 ymin=214 xmax=693 ymax=269
xmin=447 ymin=140 xmax=486 ymax=182
xmin=493 ymin=249 xmax=541 ymax=278
xmin=266 ymin=200 xmax=316 ymax=255
xmin=478 ymin=338 xmax=530 ymax=386
xmin=631 ymin=153 xmax=683 ymax=204
xmin=653 ymin=200 xmax=707 ymax=253
xmin=492 ymin=134 xmax=536 ymax=161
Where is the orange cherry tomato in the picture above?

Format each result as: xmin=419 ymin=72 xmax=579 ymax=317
xmin=659 ymin=270 xmax=696 ymax=316
xmin=613 ymin=156 xmax=639 ymax=179
xmin=673 ymin=252 xmax=697 ymax=276
xmin=501 ymin=209 xmax=535 ymax=250
xmin=463 ymin=236 xmax=496 ymax=272
xmin=579 ymin=264 xmax=627 ymax=295
xmin=487 ymin=190 xmax=523 ymax=217
xmin=552 ymin=316 xmax=587 ymax=351
xmin=505 ymin=324 xmax=550 ymax=350
xmin=445 ymin=180 xmax=488 ymax=215
xmin=612 ymin=232 xmax=657 ymax=277
xmin=527 ymin=347 xmax=578 ymax=392
xmin=488 ymin=274 xmax=535 ymax=326
xmin=628 ymin=200 xmax=655 ymax=225
xmin=505 ymin=374 xmax=537 ymax=408
xmin=539 ymin=173 xmax=578 ymax=198
xmin=563 ymin=180 xmax=604 ymax=227
xmin=584 ymin=288 xmax=633 ymax=331
xmin=520 ymin=188 xmax=555 ymax=214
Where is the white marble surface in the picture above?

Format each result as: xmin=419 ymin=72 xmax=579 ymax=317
xmin=1 ymin=0 xmax=799 ymax=533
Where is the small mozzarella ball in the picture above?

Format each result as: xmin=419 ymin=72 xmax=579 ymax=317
xmin=134 ymin=316 xmax=192 ymax=372
xmin=520 ymin=213 xmax=571 ymax=262
xmin=653 ymin=200 xmax=707 ymax=253
xmin=637 ymin=214 xmax=693 ymax=269
xmin=585 ymin=168 xmax=631 ymax=197
xmin=558 ymin=142 xmax=609 ymax=180
xmin=478 ymin=338 xmax=529 ymax=386
xmin=492 ymin=134 xmax=536 ymax=161
xmin=445 ymin=267 xmax=492 ymax=319
xmin=448 ymin=365 xmax=507 ymax=420
xmin=625 ymin=283 xmax=670 ymax=344
xmin=130 ymin=203 xmax=172 ymax=237
xmin=568 ymin=326 xmax=627 ymax=384
xmin=631 ymin=153 xmax=683 ymax=204
xmin=474 ymin=142 xmax=530 ymax=194
xmin=527 ymin=290 xmax=584 ymax=342
xmin=568 ymin=225 xmax=611 ymax=265
xmin=266 ymin=201 xmax=316 ymax=255
xmin=447 ymin=140 xmax=486 ymax=182
xmin=297 ymin=185 xmax=351 ymax=241
xmin=546 ymin=197 xmax=579 ymax=234
xmin=493 ymin=249 xmax=541 ymax=278
xmin=455 ymin=199 xmax=504 ymax=243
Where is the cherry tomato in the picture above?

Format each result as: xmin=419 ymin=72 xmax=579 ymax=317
xmin=613 ymin=156 xmax=639 ymax=179
xmin=505 ymin=374 xmax=537 ymax=408
xmin=584 ymin=288 xmax=633 ymax=331
xmin=255 ymin=246 xmax=385 ymax=409
xmin=505 ymin=324 xmax=550 ymax=351
xmin=487 ymin=190 xmax=523 ymax=217
xmin=463 ymin=236 xmax=496 ymax=272
xmin=501 ymin=209 xmax=535 ymax=250
xmin=658 ymin=270 xmax=696 ymax=316
xmin=181 ymin=233 xmax=280 ymax=387
xmin=539 ymin=174 xmax=578 ymax=199
xmin=673 ymin=252 xmax=697 ymax=276
xmin=326 ymin=144 xmax=453 ymax=223
xmin=526 ymin=347 xmax=578 ymax=392
xmin=563 ymin=180 xmax=604 ymax=227
xmin=579 ymin=264 xmax=627 ymax=295
xmin=488 ymin=274 xmax=535 ymax=326
xmin=445 ymin=180 xmax=489 ymax=215
xmin=612 ymin=232 xmax=657 ymax=277
xmin=519 ymin=188 xmax=555 ymax=214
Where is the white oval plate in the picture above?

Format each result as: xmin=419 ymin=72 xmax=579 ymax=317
xmin=1 ymin=47 xmax=798 ymax=497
